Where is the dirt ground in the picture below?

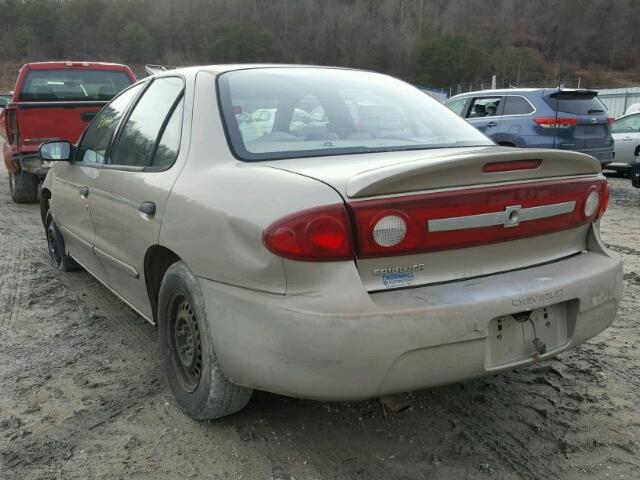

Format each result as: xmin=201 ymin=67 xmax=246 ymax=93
xmin=0 ymin=162 xmax=639 ymax=480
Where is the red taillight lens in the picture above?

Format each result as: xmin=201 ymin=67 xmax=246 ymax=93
xmin=534 ymin=116 xmax=577 ymax=128
xmin=607 ymin=116 xmax=615 ymax=125
xmin=350 ymin=177 xmax=608 ymax=259
xmin=6 ymin=108 xmax=18 ymax=144
xmin=263 ymin=204 xmax=354 ymax=261
xmin=483 ymin=159 xmax=542 ymax=173
xmin=597 ymin=180 xmax=609 ymax=218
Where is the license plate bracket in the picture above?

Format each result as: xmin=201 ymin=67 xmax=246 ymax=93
xmin=485 ymin=303 xmax=568 ymax=369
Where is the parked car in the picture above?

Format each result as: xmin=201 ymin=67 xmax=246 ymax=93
xmin=445 ymin=88 xmax=615 ymax=166
xmin=0 ymin=61 xmax=136 ymax=203
xmin=39 ymin=66 xmax=622 ymax=420
xmin=607 ymin=112 xmax=640 ymax=174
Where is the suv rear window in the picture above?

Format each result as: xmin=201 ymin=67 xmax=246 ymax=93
xmin=20 ymin=69 xmax=132 ymax=102
xmin=218 ymin=68 xmax=491 ymax=161
xmin=544 ymin=91 xmax=607 ymax=115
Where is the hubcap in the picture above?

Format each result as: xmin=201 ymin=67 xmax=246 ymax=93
xmin=170 ymin=295 xmax=202 ymax=392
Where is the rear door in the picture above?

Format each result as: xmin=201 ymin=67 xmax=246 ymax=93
xmin=543 ymin=90 xmax=612 ymax=151
xmin=612 ymin=114 xmax=640 ymax=163
xmin=465 ymin=96 xmax=503 ymax=139
xmin=90 ymin=76 xmax=187 ymax=320
xmin=53 ymin=83 xmax=144 ymax=279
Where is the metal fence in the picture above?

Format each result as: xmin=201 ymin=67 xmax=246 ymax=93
xmin=596 ymin=87 xmax=640 ymax=117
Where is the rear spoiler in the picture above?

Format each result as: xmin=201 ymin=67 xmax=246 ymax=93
xmin=548 ymin=89 xmax=598 ymax=98
xmin=145 ymin=64 xmax=168 ymax=76
xmin=346 ymin=148 xmax=601 ymax=198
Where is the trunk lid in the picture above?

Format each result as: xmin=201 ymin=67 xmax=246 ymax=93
xmin=265 ymin=146 xmax=600 ymax=198
xmin=267 ymin=147 xmax=605 ymax=292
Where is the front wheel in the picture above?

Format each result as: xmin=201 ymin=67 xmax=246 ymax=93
xmin=9 ymin=171 xmax=39 ymax=203
xmin=158 ymin=261 xmax=252 ymax=420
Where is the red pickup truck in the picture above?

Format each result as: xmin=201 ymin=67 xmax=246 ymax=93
xmin=0 ymin=62 xmax=136 ymax=202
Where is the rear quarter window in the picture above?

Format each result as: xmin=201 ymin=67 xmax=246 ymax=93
xmin=503 ymin=96 xmax=535 ymax=115
xmin=544 ymin=92 xmax=607 ymax=115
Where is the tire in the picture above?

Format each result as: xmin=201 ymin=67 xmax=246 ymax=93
xmin=45 ymin=211 xmax=79 ymax=271
xmin=158 ymin=261 xmax=252 ymax=420
xmin=9 ymin=171 xmax=39 ymax=203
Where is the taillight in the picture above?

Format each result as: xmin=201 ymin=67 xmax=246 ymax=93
xmin=597 ymin=180 xmax=609 ymax=219
xmin=350 ymin=177 xmax=608 ymax=259
xmin=534 ymin=116 xmax=577 ymax=128
xmin=607 ymin=116 xmax=615 ymax=125
xmin=6 ymin=107 xmax=18 ymax=145
xmin=263 ymin=204 xmax=354 ymax=261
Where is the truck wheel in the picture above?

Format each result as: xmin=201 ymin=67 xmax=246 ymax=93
xmin=45 ymin=211 xmax=79 ymax=271
xmin=9 ymin=171 xmax=39 ymax=203
xmin=158 ymin=261 xmax=252 ymax=420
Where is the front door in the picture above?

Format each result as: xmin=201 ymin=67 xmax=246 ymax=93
xmin=53 ymin=83 xmax=144 ymax=279
xmin=90 ymin=76 xmax=186 ymax=320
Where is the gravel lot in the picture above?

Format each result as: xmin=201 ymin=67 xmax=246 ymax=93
xmin=1 ymin=161 xmax=639 ymax=480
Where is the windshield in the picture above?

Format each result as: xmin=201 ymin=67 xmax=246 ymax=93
xmin=218 ymin=68 xmax=492 ymax=161
xmin=20 ymin=69 xmax=132 ymax=102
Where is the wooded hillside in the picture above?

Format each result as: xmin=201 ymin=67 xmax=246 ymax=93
xmin=1 ymin=0 xmax=638 ymax=91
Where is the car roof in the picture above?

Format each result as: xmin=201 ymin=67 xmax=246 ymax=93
xmin=152 ymin=64 xmax=363 ymax=79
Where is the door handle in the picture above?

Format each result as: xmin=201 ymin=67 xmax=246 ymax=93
xmin=487 ymin=121 xmax=498 ymax=127
xmin=79 ymin=186 xmax=89 ymax=198
xmin=622 ymin=136 xmax=633 ymax=141
xmin=138 ymin=201 xmax=156 ymax=217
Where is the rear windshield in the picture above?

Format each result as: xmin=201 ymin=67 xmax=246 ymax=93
xmin=20 ymin=69 xmax=132 ymax=102
xmin=544 ymin=91 xmax=608 ymax=115
xmin=218 ymin=68 xmax=492 ymax=161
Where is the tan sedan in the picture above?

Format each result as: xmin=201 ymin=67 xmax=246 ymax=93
xmin=39 ymin=65 xmax=622 ymax=419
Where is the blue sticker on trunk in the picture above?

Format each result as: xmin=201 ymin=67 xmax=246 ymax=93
xmin=382 ymin=271 xmax=414 ymax=288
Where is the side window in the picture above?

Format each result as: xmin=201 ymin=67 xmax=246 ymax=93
xmin=76 ymin=83 xmax=144 ymax=164
xmin=467 ymin=97 xmax=502 ymax=119
xmin=613 ymin=114 xmax=640 ymax=133
xmin=446 ymin=98 xmax=467 ymax=117
xmin=111 ymin=77 xmax=184 ymax=168
xmin=503 ymin=96 xmax=535 ymax=116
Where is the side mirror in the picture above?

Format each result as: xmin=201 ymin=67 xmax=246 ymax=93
xmin=39 ymin=141 xmax=72 ymax=161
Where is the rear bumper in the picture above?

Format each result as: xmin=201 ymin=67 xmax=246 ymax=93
xmin=2 ymin=145 xmax=48 ymax=177
xmin=573 ymin=147 xmax=614 ymax=165
xmin=199 ymin=244 xmax=622 ymax=401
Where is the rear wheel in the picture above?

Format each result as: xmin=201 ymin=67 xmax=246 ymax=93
xmin=158 ymin=261 xmax=252 ymax=420
xmin=9 ymin=171 xmax=39 ymax=203
xmin=45 ymin=211 xmax=79 ymax=271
